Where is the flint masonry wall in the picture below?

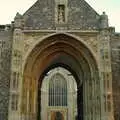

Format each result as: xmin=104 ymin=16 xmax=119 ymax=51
xmin=111 ymin=33 xmax=120 ymax=120
xmin=23 ymin=0 xmax=100 ymax=30
xmin=0 ymin=26 xmax=13 ymax=120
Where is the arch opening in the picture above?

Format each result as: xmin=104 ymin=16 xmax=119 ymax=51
xmin=22 ymin=34 xmax=100 ymax=120
xmin=39 ymin=67 xmax=80 ymax=120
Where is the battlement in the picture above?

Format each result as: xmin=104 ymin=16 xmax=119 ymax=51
xmin=0 ymin=24 xmax=11 ymax=31
xmin=115 ymin=32 xmax=120 ymax=37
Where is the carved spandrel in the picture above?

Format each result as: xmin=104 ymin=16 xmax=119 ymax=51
xmin=23 ymin=33 xmax=51 ymax=54
xmin=70 ymin=33 xmax=98 ymax=54
xmin=85 ymin=37 xmax=98 ymax=53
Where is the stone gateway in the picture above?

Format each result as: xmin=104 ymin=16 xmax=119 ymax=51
xmin=0 ymin=0 xmax=120 ymax=120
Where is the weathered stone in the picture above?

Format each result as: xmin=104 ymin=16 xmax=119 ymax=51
xmin=0 ymin=30 xmax=12 ymax=120
xmin=0 ymin=0 xmax=120 ymax=120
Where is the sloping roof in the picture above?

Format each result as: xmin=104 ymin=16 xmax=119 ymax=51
xmin=23 ymin=0 xmax=100 ymax=30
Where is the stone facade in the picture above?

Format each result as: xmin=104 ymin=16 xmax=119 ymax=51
xmin=23 ymin=0 xmax=100 ymax=30
xmin=0 ymin=0 xmax=120 ymax=120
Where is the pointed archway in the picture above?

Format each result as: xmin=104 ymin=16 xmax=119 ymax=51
xmin=21 ymin=34 xmax=100 ymax=120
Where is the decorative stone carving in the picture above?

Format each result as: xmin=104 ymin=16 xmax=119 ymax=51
xmin=58 ymin=5 xmax=65 ymax=23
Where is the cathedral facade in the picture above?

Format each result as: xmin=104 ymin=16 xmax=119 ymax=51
xmin=0 ymin=0 xmax=120 ymax=120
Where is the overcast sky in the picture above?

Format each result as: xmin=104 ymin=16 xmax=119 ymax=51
xmin=0 ymin=0 xmax=120 ymax=32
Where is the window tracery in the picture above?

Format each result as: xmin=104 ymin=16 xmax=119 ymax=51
xmin=11 ymin=94 xmax=18 ymax=111
xmin=49 ymin=73 xmax=67 ymax=106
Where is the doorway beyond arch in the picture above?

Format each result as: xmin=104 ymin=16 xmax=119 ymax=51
xmin=40 ymin=67 xmax=77 ymax=120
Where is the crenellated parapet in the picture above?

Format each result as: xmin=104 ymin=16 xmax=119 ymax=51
xmin=0 ymin=24 xmax=12 ymax=31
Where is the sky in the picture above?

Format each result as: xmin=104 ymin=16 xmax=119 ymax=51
xmin=0 ymin=0 xmax=120 ymax=32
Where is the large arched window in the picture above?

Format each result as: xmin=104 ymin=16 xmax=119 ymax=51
xmin=49 ymin=73 xmax=67 ymax=106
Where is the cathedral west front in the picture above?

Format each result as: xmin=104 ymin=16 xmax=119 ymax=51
xmin=0 ymin=0 xmax=120 ymax=120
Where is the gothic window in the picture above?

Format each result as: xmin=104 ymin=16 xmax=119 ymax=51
xmin=58 ymin=5 xmax=65 ymax=23
xmin=100 ymin=49 xmax=104 ymax=59
xmin=49 ymin=73 xmax=67 ymax=106
xmin=107 ymin=95 xmax=111 ymax=112
xmin=12 ymin=72 xmax=19 ymax=89
xmin=2 ymin=41 xmax=5 ymax=48
xmin=13 ymin=50 xmax=22 ymax=66
xmin=104 ymin=95 xmax=107 ymax=112
xmin=11 ymin=94 xmax=18 ymax=111
xmin=100 ymin=49 xmax=109 ymax=60
xmin=104 ymin=50 xmax=109 ymax=59
xmin=14 ymin=50 xmax=17 ymax=57
xmin=106 ymin=73 xmax=110 ymax=89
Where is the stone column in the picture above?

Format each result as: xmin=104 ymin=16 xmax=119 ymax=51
xmin=92 ymin=70 xmax=101 ymax=120
xmin=84 ymin=72 xmax=92 ymax=120
xmin=41 ymin=75 xmax=49 ymax=120
xmin=8 ymin=12 xmax=24 ymax=120
xmin=98 ymin=29 xmax=114 ymax=120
